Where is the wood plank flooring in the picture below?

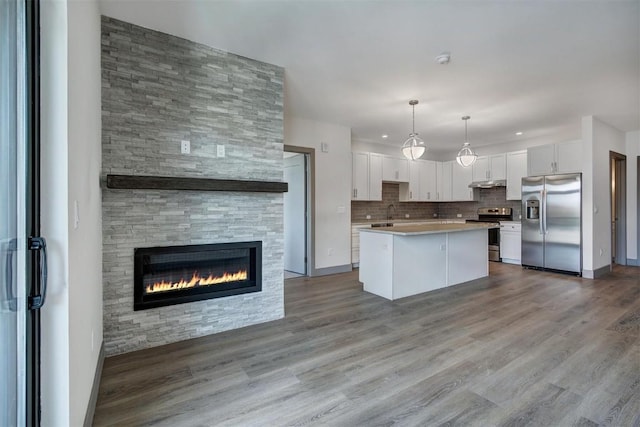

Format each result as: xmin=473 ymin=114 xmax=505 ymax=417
xmin=93 ymin=263 xmax=640 ymax=426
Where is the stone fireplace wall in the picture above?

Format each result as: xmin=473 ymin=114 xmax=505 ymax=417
xmin=101 ymin=17 xmax=284 ymax=356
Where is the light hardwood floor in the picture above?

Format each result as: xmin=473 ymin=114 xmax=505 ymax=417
xmin=93 ymin=263 xmax=640 ymax=426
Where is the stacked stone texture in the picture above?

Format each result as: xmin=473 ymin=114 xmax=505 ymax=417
xmin=101 ymin=16 xmax=284 ymax=356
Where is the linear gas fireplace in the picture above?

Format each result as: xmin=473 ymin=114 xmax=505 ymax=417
xmin=134 ymin=241 xmax=262 ymax=310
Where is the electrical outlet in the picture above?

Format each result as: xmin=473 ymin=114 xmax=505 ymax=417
xmin=327 ymin=248 xmax=334 ymax=256
xmin=366 ymin=214 xmax=371 ymax=219
xmin=456 ymin=214 xmax=462 ymax=218
xmin=433 ymin=213 xmax=438 ymax=217
xmin=181 ymin=140 xmax=190 ymax=154
xmin=440 ymin=244 xmax=446 ymax=251
xmin=217 ymin=144 xmax=225 ymax=158
xmin=405 ymin=214 xmax=410 ymax=218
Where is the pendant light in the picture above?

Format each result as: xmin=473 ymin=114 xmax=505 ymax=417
xmin=402 ymin=100 xmax=426 ymax=160
xmin=456 ymin=115 xmax=477 ymax=167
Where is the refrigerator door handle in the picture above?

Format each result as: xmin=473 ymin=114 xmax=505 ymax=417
xmin=542 ymin=189 xmax=548 ymax=235
xmin=539 ymin=190 xmax=544 ymax=235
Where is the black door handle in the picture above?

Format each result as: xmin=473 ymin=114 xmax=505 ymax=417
xmin=28 ymin=236 xmax=47 ymax=310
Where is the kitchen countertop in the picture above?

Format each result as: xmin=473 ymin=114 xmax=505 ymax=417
xmin=359 ymin=222 xmax=498 ymax=236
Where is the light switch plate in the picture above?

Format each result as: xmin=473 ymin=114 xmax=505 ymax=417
xmin=217 ymin=145 xmax=225 ymax=158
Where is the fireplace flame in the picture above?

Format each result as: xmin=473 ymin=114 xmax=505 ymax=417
xmin=145 ymin=270 xmax=248 ymax=294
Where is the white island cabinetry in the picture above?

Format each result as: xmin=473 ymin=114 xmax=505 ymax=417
xmin=359 ymin=223 xmax=492 ymax=300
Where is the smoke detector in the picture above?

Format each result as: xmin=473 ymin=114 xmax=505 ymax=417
xmin=435 ymin=52 xmax=451 ymax=65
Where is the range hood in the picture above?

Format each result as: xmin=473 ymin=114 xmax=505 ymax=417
xmin=468 ymin=179 xmax=507 ymax=189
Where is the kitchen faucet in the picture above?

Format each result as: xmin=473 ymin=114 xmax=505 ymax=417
xmin=387 ymin=204 xmax=396 ymax=221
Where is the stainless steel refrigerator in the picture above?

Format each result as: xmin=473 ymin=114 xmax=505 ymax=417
xmin=521 ymin=173 xmax=582 ymax=275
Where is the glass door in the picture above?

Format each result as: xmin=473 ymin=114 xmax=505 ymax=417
xmin=1 ymin=0 xmax=27 ymax=425
xmin=2 ymin=0 xmax=44 ymax=425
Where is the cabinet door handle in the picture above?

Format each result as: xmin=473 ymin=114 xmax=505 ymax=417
xmin=395 ymin=171 xmax=399 ymax=180
xmin=427 ymin=191 xmax=431 ymax=200
xmin=410 ymin=191 xmax=412 ymax=199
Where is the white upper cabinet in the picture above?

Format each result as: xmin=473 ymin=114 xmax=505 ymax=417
xmin=506 ymin=150 xmax=527 ymax=200
xmin=452 ymin=161 xmax=475 ymax=201
xmin=421 ymin=160 xmax=437 ymax=201
xmin=472 ymin=156 xmax=489 ymax=182
xmin=555 ymin=140 xmax=582 ymax=173
xmin=382 ymin=155 xmax=409 ymax=182
xmin=368 ymin=153 xmax=383 ymax=201
xmin=399 ymin=159 xmax=436 ymax=201
xmin=436 ymin=161 xmax=452 ymax=201
xmin=400 ymin=160 xmax=422 ymax=201
xmin=472 ymin=154 xmax=506 ymax=181
xmin=489 ymin=154 xmax=507 ymax=180
xmin=528 ymin=140 xmax=582 ymax=176
xmin=351 ymin=152 xmax=382 ymax=201
xmin=527 ymin=144 xmax=555 ymax=176
xmin=351 ymin=152 xmax=369 ymax=200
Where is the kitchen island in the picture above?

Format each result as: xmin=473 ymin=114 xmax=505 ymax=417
xmin=359 ymin=223 xmax=497 ymax=300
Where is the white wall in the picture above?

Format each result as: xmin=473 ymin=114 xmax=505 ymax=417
xmin=67 ymin=0 xmax=103 ymax=425
xmin=285 ymin=117 xmax=352 ymax=271
xmin=41 ymin=0 xmax=103 ymax=425
xmin=40 ymin=0 xmax=70 ymax=424
xmin=582 ymin=116 xmax=627 ymax=276
xmin=626 ymin=130 xmax=640 ymax=262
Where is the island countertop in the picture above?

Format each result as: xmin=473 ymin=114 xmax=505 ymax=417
xmin=359 ymin=222 xmax=498 ymax=236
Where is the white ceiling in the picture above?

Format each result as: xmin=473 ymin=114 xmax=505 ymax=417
xmin=99 ymin=0 xmax=640 ymax=154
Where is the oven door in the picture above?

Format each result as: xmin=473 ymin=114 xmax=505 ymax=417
xmin=488 ymin=227 xmax=500 ymax=261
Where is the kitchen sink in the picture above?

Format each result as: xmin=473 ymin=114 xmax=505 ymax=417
xmin=371 ymin=223 xmax=394 ymax=228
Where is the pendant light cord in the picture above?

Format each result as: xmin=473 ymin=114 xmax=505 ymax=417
xmin=412 ymin=104 xmax=415 ymax=134
xmin=464 ymin=119 xmax=468 ymax=142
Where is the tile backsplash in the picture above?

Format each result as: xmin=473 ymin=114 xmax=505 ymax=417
xmin=351 ymin=184 xmax=438 ymax=221
xmin=352 ymin=183 xmax=522 ymax=222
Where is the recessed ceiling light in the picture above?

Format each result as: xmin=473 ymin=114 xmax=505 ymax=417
xmin=515 ymin=132 xmax=523 ymax=136
xmin=381 ymin=134 xmax=388 ymax=139
xmin=435 ymin=52 xmax=451 ymax=65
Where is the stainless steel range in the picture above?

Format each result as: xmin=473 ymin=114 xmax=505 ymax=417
xmin=466 ymin=207 xmax=513 ymax=262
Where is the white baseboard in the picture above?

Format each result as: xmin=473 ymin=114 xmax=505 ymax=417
xmin=83 ymin=342 xmax=105 ymax=427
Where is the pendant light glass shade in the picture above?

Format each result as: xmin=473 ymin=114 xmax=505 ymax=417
xmin=402 ymin=100 xmax=426 ymax=160
xmin=456 ymin=116 xmax=477 ymax=167
xmin=402 ymin=133 xmax=426 ymax=160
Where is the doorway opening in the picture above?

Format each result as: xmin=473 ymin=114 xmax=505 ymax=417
xmin=283 ymin=146 xmax=314 ymax=278
xmin=610 ymin=151 xmax=627 ymax=266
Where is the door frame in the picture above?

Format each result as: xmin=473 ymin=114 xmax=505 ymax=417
xmin=284 ymin=145 xmax=315 ymax=276
xmin=609 ymin=151 xmax=626 ymax=266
